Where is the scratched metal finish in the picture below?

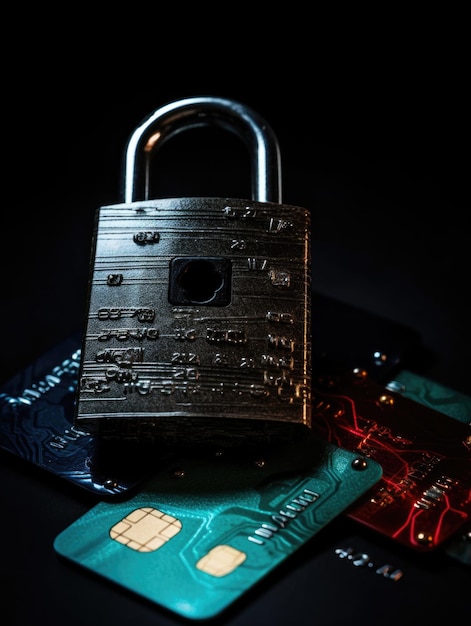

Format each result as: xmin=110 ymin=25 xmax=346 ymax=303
xmin=76 ymin=197 xmax=311 ymax=444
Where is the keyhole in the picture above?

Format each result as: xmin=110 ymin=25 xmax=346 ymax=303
xmin=169 ymin=257 xmax=232 ymax=306
xmin=179 ymin=260 xmax=223 ymax=303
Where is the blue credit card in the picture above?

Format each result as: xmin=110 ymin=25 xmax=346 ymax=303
xmin=0 ymin=333 xmax=165 ymax=495
xmin=54 ymin=434 xmax=382 ymax=620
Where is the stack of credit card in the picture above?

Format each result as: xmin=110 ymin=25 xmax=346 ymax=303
xmin=1 ymin=292 xmax=469 ymax=620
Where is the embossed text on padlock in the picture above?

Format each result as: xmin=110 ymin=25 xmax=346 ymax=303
xmin=75 ymin=97 xmax=312 ymax=446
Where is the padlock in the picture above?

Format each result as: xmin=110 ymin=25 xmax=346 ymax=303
xmin=75 ymin=97 xmax=312 ymax=447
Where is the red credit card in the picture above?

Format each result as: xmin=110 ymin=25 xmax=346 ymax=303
xmin=311 ymin=367 xmax=471 ymax=551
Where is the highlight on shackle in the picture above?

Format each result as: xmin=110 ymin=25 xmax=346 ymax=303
xmin=121 ymin=96 xmax=282 ymax=204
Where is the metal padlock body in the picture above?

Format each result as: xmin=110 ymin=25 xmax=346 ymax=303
xmin=76 ymin=98 xmax=312 ymax=446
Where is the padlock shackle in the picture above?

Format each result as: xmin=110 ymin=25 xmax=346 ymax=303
xmin=122 ymin=97 xmax=282 ymax=204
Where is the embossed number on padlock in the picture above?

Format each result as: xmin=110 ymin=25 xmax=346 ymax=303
xmin=75 ymin=97 xmax=312 ymax=445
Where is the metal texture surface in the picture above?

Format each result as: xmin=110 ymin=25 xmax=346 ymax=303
xmin=76 ymin=197 xmax=311 ymax=444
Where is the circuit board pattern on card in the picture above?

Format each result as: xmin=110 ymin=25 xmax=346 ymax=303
xmin=54 ymin=434 xmax=382 ymax=620
xmin=310 ymin=367 xmax=471 ymax=551
xmin=0 ymin=334 xmax=160 ymax=495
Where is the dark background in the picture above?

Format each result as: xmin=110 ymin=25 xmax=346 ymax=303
xmin=0 ymin=16 xmax=468 ymax=625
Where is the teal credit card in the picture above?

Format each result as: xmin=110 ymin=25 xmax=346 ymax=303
xmin=386 ymin=369 xmax=471 ymax=565
xmin=386 ymin=369 xmax=471 ymax=425
xmin=54 ymin=435 xmax=382 ymax=620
